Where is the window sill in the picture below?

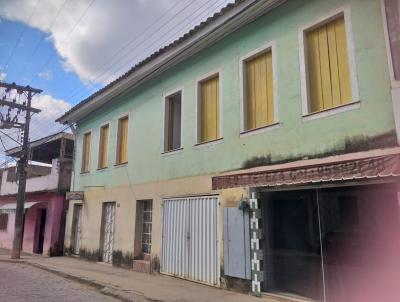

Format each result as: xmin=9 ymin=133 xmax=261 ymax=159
xmin=240 ymin=123 xmax=280 ymax=138
xmin=162 ymin=148 xmax=183 ymax=157
xmin=96 ymin=167 xmax=108 ymax=171
xmin=302 ymin=100 xmax=361 ymax=122
xmin=114 ymin=162 xmax=128 ymax=168
xmin=80 ymin=171 xmax=90 ymax=175
xmin=193 ymin=138 xmax=224 ymax=149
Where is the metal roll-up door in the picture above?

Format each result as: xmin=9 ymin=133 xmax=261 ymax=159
xmin=161 ymin=196 xmax=219 ymax=286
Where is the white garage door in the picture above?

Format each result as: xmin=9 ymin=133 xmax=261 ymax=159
xmin=161 ymin=196 xmax=219 ymax=286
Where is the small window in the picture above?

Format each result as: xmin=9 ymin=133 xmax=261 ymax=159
xmin=116 ymin=116 xmax=129 ymax=165
xmin=81 ymin=132 xmax=91 ymax=173
xmin=384 ymin=0 xmax=400 ymax=81
xmin=198 ymin=74 xmax=220 ymax=143
xmin=0 ymin=214 xmax=8 ymax=231
xmin=244 ymin=49 xmax=275 ymax=130
xmin=98 ymin=124 xmax=109 ymax=169
xmin=306 ymin=15 xmax=352 ymax=112
xmin=164 ymin=91 xmax=182 ymax=152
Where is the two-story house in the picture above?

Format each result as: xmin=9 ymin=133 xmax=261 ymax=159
xmin=0 ymin=132 xmax=74 ymax=256
xmin=57 ymin=0 xmax=400 ymax=301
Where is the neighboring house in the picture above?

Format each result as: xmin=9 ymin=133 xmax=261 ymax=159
xmin=0 ymin=132 xmax=74 ymax=256
xmin=57 ymin=0 xmax=400 ymax=301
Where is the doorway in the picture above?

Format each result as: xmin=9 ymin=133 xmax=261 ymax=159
xmin=261 ymin=183 xmax=400 ymax=302
xmin=36 ymin=209 xmax=47 ymax=254
xmin=71 ymin=204 xmax=82 ymax=255
xmin=100 ymin=202 xmax=116 ymax=264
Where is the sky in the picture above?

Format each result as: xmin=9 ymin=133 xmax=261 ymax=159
xmin=0 ymin=0 xmax=231 ymax=162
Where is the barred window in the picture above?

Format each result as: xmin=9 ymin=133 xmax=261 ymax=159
xmin=0 ymin=214 xmax=8 ymax=231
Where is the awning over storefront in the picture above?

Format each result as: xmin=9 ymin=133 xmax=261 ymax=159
xmin=0 ymin=202 xmax=42 ymax=214
xmin=212 ymin=148 xmax=400 ymax=190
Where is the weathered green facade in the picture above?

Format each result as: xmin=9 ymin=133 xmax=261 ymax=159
xmin=63 ymin=0 xmax=400 ymax=299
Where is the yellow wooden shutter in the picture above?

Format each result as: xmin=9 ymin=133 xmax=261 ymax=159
xmin=117 ymin=116 xmax=128 ymax=164
xmin=82 ymin=132 xmax=91 ymax=172
xmin=167 ymin=99 xmax=175 ymax=151
xmin=200 ymin=75 xmax=219 ymax=143
xmin=245 ymin=50 xmax=274 ymax=130
xmin=307 ymin=16 xmax=352 ymax=113
xmin=99 ymin=125 xmax=109 ymax=169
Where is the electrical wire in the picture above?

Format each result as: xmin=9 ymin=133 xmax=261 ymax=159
xmin=3 ymin=0 xmax=42 ymax=73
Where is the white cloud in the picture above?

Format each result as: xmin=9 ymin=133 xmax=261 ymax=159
xmin=29 ymin=94 xmax=72 ymax=140
xmin=0 ymin=0 xmax=231 ymax=86
xmin=0 ymin=72 xmax=6 ymax=81
xmin=37 ymin=69 xmax=52 ymax=80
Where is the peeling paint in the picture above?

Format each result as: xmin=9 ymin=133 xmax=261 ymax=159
xmin=79 ymin=248 xmax=101 ymax=262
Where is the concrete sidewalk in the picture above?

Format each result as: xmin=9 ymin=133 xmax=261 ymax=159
xmin=0 ymin=251 xmax=278 ymax=302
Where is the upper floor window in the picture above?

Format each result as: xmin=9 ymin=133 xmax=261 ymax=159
xmin=116 ymin=116 xmax=129 ymax=165
xmin=81 ymin=131 xmax=91 ymax=173
xmin=0 ymin=213 xmax=8 ymax=231
xmin=300 ymin=9 xmax=359 ymax=118
xmin=164 ymin=91 xmax=182 ymax=152
xmin=197 ymin=73 xmax=220 ymax=144
xmin=242 ymin=44 xmax=277 ymax=131
xmin=98 ymin=124 xmax=109 ymax=169
xmin=383 ymin=0 xmax=400 ymax=82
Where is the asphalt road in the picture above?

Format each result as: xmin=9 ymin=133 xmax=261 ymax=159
xmin=0 ymin=262 xmax=120 ymax=302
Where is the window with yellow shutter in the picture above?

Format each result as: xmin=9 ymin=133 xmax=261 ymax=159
xmin=81 ymin=132 xmax=91 ymax=173
xmin=306 ymin=15 xmax=352 ymax=113
xmin=98 ymin=124 xmax=109 ymax=169
xmin=244 ymin=49 xmax=275 ymax=131
xmin=198 ymin=74 xmax=220 ymax=143
xmin=116 ymin=116 xmax=128 ymax=164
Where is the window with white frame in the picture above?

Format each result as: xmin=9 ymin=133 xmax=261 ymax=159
xmin=197 ymin=73 xmax=221 ymax=144
xmin=300 ymin=9 xmax=359 ymax=116
xmin=163 ymin=91 xmax=182 ymax=152
xmin=383 ymin=0 xmax=400 ymax=82
xmin=81 ymin=132 xmax=91 ymax=173
xmin=241 ymin=44 xmax=277 ymax=132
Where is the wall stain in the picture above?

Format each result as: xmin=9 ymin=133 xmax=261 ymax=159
xmin=79 ymin=248 xmax=102 ymax=262
xmin=243 ymin=130 xmax=398 ymax=169
xmin=151 ymin=255 xmax=160 ymax=273
xmin=112 ymin=250 xmax=134 ymax=269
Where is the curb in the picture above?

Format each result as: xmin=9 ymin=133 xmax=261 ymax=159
xmin=0 ymin=258 xmax=153 ymax=302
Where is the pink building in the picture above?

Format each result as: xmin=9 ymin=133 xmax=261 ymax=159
xmin=0 ymin=132 xmax=74 ymax=256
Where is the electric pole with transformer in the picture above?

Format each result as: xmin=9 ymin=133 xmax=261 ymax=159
xmin=0 ymin=81 xmax=41 ymax=259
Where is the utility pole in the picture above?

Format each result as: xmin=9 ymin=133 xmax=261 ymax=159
xmin=0 ymin=81 xmax=41 ymax=259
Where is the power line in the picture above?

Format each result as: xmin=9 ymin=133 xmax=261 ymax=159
xmin=3 ymin=0 xmax=41 ymax=73
xmin=65 ymin=0 xmax=225 ymax=104
xmin=29 ymin=0 xmax=97 ymax=87
xmin=14 ymin=0 xmax=70 ymax=82
xmin=62 ymin=0 xmax=197 ymax=100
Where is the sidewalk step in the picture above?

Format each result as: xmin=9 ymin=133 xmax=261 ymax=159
xmin=132 ymin=259 xmax=150 ymax=273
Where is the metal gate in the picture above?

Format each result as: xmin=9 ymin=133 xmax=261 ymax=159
xmin=161 ymin=196 xmax=219 ymax=286
xmin=72 ymin=204 xmax=82 ymax=255
xmin=101 ymin=202 xmax=116 ymax=264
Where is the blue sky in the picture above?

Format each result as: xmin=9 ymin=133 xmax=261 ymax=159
xmin=0 ymin=18 xmax=91 ymax=105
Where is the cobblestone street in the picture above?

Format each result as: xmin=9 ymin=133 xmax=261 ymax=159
xmin=0 ymin=262 xmax=119 ymax=302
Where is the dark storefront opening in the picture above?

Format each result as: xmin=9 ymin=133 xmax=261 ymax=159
xmin=36 ymin=209 xmax=47 ymax=254
xmin=261 ymin=183 xmax=400 ymax=302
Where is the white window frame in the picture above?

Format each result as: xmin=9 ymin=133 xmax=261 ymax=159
xmin=239 ymin=41 xmax=280 ymax=137
xmin=299 ymin=6 xmax=360 ymax=122
xmin=115 ymin=113 xmax=130 ymax=166
xmin=97 ymin=121 xmax=110 ymax=170
xmin=162 ymin=87 xmax=184 ymax=156
xmin=81 ymin=129 xmax=92 ymax=174
xmin=381 ymin=0 xmax=400 ymax=88
xmin=194 ymin=69 xmax=224 ymax=148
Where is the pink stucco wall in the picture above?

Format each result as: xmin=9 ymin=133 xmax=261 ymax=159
xmin=0 ymin=193 xmax=65 ymax=256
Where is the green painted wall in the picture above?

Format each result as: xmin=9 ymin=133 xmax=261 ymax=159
xmin=73 ymin=0 xmax=396 ymax=190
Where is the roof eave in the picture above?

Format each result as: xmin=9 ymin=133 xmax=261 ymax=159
xmin=57 ymin=0 xmax=286 ymax=125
